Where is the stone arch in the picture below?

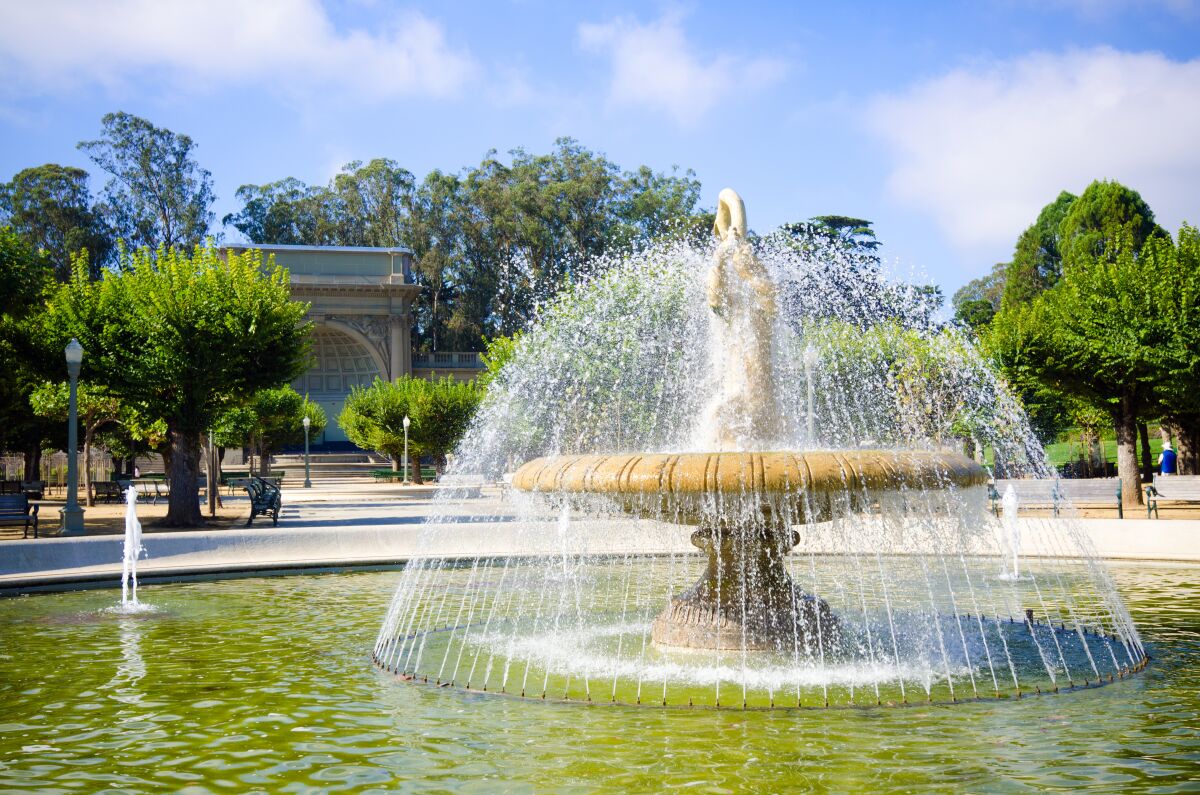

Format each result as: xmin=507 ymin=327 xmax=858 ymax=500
xmin=294 ymin=324 xmax=388 ymax=444
xmin=317 ymin=319 xmax=388 ymax=381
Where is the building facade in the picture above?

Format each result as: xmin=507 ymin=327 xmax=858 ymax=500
xmin=223 ymin=244 xmax=480 ymax=446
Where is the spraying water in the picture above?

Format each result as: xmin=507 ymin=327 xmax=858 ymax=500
xmin=373 ymin=189 xmax=1147 ymax=707
xmin=1001 ymin=485 xmax=1021 ymax=580
xmin=120 ymin=486 xmax=145 ymax=610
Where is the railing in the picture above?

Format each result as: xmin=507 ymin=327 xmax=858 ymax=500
xmin=412 ymin=351 xmax=484 ymax=369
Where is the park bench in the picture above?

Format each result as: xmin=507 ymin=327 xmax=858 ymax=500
xmin=0 ymin=493 xmax=39 ymax=538
xmin=0 ymin=480 xmax=22 ymax=495
xmin=220 ymin=471 xmax=283 ymax=495
xmin=91 ymin=480 xmax=124 ymax=503
xmin=236 ymin=476 xmax=281 ymax=527
xmin=1144 ymin=475 xmax=1200 ymax=518
xmin=21 ymin=481 xmax=45 ymax=500
xmin=989 ymin=477 xmax=1123 ymax=518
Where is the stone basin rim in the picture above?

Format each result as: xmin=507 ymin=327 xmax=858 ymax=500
xmin=512 ymin=450 xmax=988 ymax=496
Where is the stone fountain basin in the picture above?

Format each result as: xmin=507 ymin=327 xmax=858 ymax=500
xmin=512 ymin=450 xmax=988 ymax=525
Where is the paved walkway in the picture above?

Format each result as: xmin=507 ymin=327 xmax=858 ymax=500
xmin=2 ymin=483 xmax=1196 ymax=592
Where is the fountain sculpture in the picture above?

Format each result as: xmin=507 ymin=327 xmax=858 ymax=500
xmin=374 ymin=188 xmax=1147 ymax=708
xmin=512 ymin=190 xmax=987 ymax=651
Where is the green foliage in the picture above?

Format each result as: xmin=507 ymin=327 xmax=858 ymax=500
xmin=29 ymin=380 xmax=121 ymax=430
xmin=78 ymin=112 xmax=215 ymax=251
xmin=338 ymin=376 xmax=481 ymax=472
xmin=1058 ymin=180 xmax=1165 ymax=268
xmin=778 ymin=215 xmax=880 ymax=262
xmin=999 ymin=191 xmax=1077 ymax=310
xmin=338 ymin=377 xmax=426 ymax=461
xmin=47 ymin=245 xmax=312 ymax=435
xmin=223 ymin=138 xmax=709 ymax=351
xmin=411 ymin=376 xmax=482 ymax=468
xmin=479 ymin=333 xmax=521 ymax=386
xmin=954 ymin=298 xmax=996 ymax=331
xmin=44 ymin=244 xmax=311 ymax=524
xmin=0 ymin=227 xmax=54 ymax=318
xmin=952 ymin=261 xmax=1006 ymax=318
xmin=0 ymin=164 xmax=112 ymax=279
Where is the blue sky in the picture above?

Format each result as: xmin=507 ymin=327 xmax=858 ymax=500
xmin=1 ymin=0 xmax=1198 ymax=298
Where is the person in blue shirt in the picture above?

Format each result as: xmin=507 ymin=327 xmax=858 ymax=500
xmin=1159 ymin=442 xmax=1177 ymax=475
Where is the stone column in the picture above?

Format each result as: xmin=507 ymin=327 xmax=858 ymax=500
xmin=389 ymin=312 xmax=412 ymax=380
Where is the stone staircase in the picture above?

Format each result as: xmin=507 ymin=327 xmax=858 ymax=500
xmin=269 ymin=452 xmax=390 ymax=486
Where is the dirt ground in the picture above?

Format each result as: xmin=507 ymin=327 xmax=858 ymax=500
xmin=3 ymin=495 xmax=258 ymax=539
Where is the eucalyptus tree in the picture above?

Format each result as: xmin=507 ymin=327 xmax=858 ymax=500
xmin=0 ymin=164 xmax=111 ymax=279
xmin=78 ymin=112 xmax=215 ymax=251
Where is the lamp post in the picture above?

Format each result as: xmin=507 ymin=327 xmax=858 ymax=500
xmin=402 ymin=415 xmax=411 ymax=485
xmin=302 ymin=415 xmax=312 ymax=488
xmin=803 ymin=344 xmax=818 ymax=446
xmin=60 ymin=339 xmax=85 ymax=535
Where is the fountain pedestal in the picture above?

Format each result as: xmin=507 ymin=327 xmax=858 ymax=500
xmin=651 ymin=522 xmax=837 ymax=651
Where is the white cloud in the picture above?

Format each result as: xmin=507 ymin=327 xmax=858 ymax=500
xmin=868 ymin=48 xmax=1200 ymax=249
xmin=0 ymin=0 xmax=475 ymax=101
xmin=578 ymin=12 xmax=786 ymax=126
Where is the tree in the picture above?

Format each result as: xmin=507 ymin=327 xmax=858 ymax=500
xmin=46 ymin=245 xmax=311 ymax=525
xmin=0 ymin=229 xmax=59 ymax=477
xmin=338 ymin=377 xmax=426 ymax=480
xmin=0 ymin=164 xmax=112 ymax=279
xmin=952 ymin=261 xmax=1006 ymax=321
xmin=1058 ymin=180 xmax=1165 ymax=268
xmin=243 ymin=387 xmax=327 ymax=472
xmin=221 ymin=178 xmax=329 ymax=245
xmin=338 ymin=376 xmax=481 ymax=480
xmin=79 ymin=112 xmax=215 ymax=251
xmin=29 ymin=381 xmax=122 ymax=507
xmin=411 ymin=376 xmax=482 ymax=475
xmin=985 ymin=225 xmax=1200 ymax=504
xmin=1000 ymin=191 xmax=1076 ymax=309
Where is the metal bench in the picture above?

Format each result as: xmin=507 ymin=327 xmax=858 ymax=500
xmin=21 ymin=481 xmax=45 ymax=500
xmin=990 ymin=477 xmax=1123 ymax=518
xmin=0 ymin=493 xmax=39 ymax=538
xmin=238 ymin=476 xmax=281 ymax=527
xmin=1144 ymin=475 xmax=1200 ymax=518
xmin=91 ymin=480 xmax=124 ymax=503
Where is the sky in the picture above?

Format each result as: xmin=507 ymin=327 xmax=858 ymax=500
xmin=1 ymin=0 xmax=1198 ymax=299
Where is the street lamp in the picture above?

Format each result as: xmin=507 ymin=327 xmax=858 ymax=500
xmin=302 ymin=415 xmax=312 ymax=488
xmin=60 ymin=339 xmax=85 ymax=535
xmin=803 ymin=344 xmax=818 ymax=446
xmin=402 ymin=414 xmax=411 ymax=485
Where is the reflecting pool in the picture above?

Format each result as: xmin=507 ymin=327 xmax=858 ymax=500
xmin=1 ymin=563 xmax=1196 ymax=792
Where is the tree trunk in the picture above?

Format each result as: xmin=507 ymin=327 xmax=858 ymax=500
xmin=1172 ymin=418 xmax=1199 ymax=475
xmin=1115 ymin=397 xmax=1142 ymax=507
xmin=1137 ymin=422 xmax=1153 ymax=483
xmin=23 ymin=446 xmax=41 ymax=482
xmin=412 ymin=456 xmax=425 ymax=485
xmin=432 ymin=288 xmax=440 ymax=352
xmin=163 ymin=422 xmax=204 ymax=526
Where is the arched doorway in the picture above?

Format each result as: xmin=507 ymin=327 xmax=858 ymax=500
xmin=293 ymin=325 xmax=386 ymax=444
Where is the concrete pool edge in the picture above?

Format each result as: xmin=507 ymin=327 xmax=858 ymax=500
xmin=2 ymin=517 xmax=1197 ymax=593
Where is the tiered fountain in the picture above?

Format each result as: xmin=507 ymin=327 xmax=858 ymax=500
xmin=373 ymin=189 xmax=1146 ymax=708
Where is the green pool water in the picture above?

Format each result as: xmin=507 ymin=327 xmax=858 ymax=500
xmin=1 ymin=563 xmax=1196 ymax=793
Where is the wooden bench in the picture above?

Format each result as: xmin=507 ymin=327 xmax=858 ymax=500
xmin=237 ymin=476 xmax=281 ymax=527
xmin=990 ymin=477 xmax=1123 ymax=518
xmin=0 ymin=493 xmax=39 ymax=538
xmin=1145 ymin=475 xmax=1200 ymax=518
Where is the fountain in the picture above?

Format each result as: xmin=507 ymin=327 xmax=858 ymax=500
xmin=373 ymin=189 xmax=1147 ymax=707
xmin=120 ymin=485 xmax=145 ymax=609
